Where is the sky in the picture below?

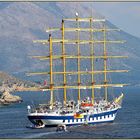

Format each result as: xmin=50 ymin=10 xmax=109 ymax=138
xmin=92 ymin=2 xmax=140 ymax=38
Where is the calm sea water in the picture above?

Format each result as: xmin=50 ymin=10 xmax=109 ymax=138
xmin=0 ymin=87 xmax=140 ymax=138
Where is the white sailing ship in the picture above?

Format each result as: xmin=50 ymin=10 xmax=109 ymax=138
xmin=27 ymin=13 xmax=128 ymax=127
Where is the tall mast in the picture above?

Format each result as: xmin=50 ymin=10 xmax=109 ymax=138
xmin=90 ymin=18 xmax=95 ymax=104
xmin=76 ymin=14 xmax=81 ymax=102
xmin=61 ymin=20 xmax=67 ymax=105
xmin=49 ymin=34 xmax=54 ymax=107
xmin=29 ymin=17 xmax=128 ymax=103
xmin=103 ymin=24 xmax=108 ymax=101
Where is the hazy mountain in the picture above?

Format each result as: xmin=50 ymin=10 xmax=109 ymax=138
xmin=0 ymin=2 xmax=139 ymax=86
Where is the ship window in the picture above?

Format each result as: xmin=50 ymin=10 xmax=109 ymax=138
xmin=72 ymin=119 xmax=74 ymax=122
xmin=76 ymin=119 xmax=78 ymax=122
xmin=63 ymin=120 xmax=65 ymax=122
xmin=108 ymin=115 xmax=110 ymax=118
xmin=80 ymin=119 xmax=82 ymax=122
xmin=100 ymin=116 xmax=102 ymax=119
xmin=92 ymin=117 xmax=94 ymax=120
xmin=96 ymin=117 xmax=98 ymax=120
xmin=104 ymin=115 xmax=106 ymax=119
xmin=112 ymin=114 xmax=113 ymax=117
xmin=68 ymin=119 xmax=70 ymax=123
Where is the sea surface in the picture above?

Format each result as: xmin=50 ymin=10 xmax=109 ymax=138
xmin=0 ymin=87 xmax=140 ymax=138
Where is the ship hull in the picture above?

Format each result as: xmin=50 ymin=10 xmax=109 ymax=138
xmin=28 ymin=108 xmax=118 ymax=127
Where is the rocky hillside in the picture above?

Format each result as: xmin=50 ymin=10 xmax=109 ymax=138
xmin=0 ymin=2 xmax=139 ymax=86
xmin=0 ymin=71 xmax=39 ymax=92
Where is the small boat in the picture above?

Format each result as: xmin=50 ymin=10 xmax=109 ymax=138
xmin=56 ymin=124 xmax=67 ymax=132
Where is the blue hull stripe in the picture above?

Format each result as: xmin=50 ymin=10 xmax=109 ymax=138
xmin=28 ymin=109 xmax=118 ymax=120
